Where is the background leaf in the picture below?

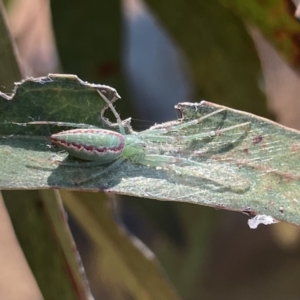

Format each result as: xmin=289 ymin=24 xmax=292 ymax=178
xmin=218 ymin=0 xmax=300 ymax=66
xmin=62 ymin=190 xmax=180 ymax=300
xmin=142 ymin=0 xmax=270 ymax=117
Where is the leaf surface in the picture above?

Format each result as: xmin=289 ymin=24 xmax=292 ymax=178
xmin=1 ymin=75 xmax=300 ymax=225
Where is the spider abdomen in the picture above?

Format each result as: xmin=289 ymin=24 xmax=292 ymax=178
xmin=50 ymin=128 xmax=125 ymax=163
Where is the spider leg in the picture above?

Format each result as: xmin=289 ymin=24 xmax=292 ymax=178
xmin=25 ymin=121 xmax=99 ymax=129
xmin=140 ymin=108 xmax=226 ymax=136
xmin=140 ymin=122 xmax=251 ymax=143
xmin=99 ymin=90 xmax=119 ymax=123
xmin=138 ymin=154 xmax=250 ymax=192
xmin=98 ymin=90 xmax=135 ymax=134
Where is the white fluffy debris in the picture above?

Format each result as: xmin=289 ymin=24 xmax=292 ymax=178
xmin=248 ymin=215 xmax=279 ymax=229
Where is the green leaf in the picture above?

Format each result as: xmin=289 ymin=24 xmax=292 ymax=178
xmin=1 ymin=76 xmax=300 ymax=225
xmin=0 ymin=73 xmax=119 ymax=135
